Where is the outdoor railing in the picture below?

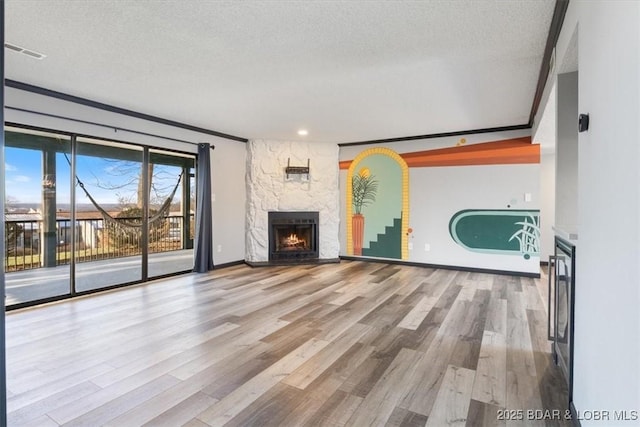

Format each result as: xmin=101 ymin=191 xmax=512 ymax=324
xmin=4 ymin=214 xmax=193 ymax=272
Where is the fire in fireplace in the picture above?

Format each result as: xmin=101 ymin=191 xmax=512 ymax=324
xmin=279 ymin=232 xmax=308 ymax=251
xmin=268 ymin=211 xmax=319 ymax=261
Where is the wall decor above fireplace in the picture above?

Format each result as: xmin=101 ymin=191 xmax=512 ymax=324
xmin=285 ymin=158 xmax=310 ymax=179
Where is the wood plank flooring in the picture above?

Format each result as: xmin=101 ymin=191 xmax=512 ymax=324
xmin=6 ymin=261 xmax=570 ymax=426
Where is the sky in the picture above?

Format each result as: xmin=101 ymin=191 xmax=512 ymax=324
xmin=5 ymin=146 xmax=186 ymax=208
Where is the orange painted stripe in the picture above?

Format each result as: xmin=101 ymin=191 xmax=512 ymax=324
xmin=339 ymin=137 xmax=539 ymax=169
xmin=400 ymin=136 xmax=532 ymax=157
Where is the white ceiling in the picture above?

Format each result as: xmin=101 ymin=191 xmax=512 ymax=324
xmin=5 ymin=0 xmax=556 ymax=143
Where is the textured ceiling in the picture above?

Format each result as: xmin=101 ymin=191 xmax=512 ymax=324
xmin=558 ymin=26 xmax=578 ymax=74
xmin=5 ymin=0 xmax=556 ymax=143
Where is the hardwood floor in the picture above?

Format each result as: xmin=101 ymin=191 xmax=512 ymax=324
xmin=6 ymin=261 xmax=570 ymax=426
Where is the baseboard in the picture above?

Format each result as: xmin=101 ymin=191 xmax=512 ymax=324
xmin=245 ymin=258 xmax=341 ymax=267
xmin=339 ymin=256 xmax=541 ymax=278
xmin=239 ymin=255 xmax=541 ymax=278
xmin=213 ymin=260 xmax=247 ymax=269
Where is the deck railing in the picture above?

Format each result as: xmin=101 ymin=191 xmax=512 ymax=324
xmin=4 ymin=214 xmax=193 ymax=272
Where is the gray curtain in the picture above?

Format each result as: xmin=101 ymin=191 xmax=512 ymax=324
xmin=194 ymin=143 xmax=215 ymax=272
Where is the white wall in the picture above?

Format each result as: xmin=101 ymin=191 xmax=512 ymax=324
xmin=533 ymin=79 xmax=557 ymax=263
xmin=4 ymin=86 xmax=247 ymax=265
xmin=556 ymin=2 xmax=640 ymax=424
xmin=407 ymin=163 xmax=540 ymax=273
xmin=555 ymin=71 xmax=579 ymax=237
xmin=339 ymin=129 xmax=541 ymax=274
xmin=245 ymin=140 xmax=340 ymax=262
xmin=539 ymin=152 xmax=556 ymax=262
xmin=211 ymin=139 xmax=247 ymax=265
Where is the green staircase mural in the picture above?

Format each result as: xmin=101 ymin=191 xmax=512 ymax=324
xmin=362 ymin=217 xmax=402 ymax=259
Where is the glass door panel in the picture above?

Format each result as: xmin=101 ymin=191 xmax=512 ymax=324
xmin=147 ymin=149 xmax=195 ymax=278
xmin=4 ymin=129 xmax=72 ymax=305
xmin=74 ymin=137 xmax=144 ymax=292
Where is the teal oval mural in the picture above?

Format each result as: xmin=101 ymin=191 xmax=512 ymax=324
xmin=449 ymin=209 xmax=540 ymax=259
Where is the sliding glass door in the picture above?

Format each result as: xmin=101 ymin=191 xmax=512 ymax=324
xmin=4 ymin=127 xmax=197 ymax=307
xmin=147 ymin=149 xmax=195 ymax=278
xmin=4 ymin=128 xmax=71 ymax=305
xmin=74 ymin=137 xmax=144 ymax=292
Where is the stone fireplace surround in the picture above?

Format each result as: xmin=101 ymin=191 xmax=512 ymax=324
xmin=245 ymin=140 xmax=340 ymax=265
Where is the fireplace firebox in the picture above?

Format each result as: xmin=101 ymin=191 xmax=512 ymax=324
xmin=268 ymin=211 xmax=319 ymax=262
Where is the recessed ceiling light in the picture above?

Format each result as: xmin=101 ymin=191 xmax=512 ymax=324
xmin=297 ymin=129 xmax=308 ymax=136
xmin=4 ymin=42 xmax=47 ymax=60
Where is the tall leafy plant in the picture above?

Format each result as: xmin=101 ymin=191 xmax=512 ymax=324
xmin=352 ymin=168 xmax=378 ymax=214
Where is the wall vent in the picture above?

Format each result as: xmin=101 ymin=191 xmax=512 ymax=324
xmin=4 ymin=43 xmax=46 ymax=59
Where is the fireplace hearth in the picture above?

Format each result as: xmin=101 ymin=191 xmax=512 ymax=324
xmin=268 ymin=211 xmax=319 ymax=262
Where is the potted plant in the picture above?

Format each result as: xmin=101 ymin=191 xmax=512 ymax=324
xmin=352 ymin=167 xmax=378 ymax=255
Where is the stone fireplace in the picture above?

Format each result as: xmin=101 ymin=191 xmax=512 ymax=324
xmin=268 ymin=211 xmax=319 ymax=261
xmin=245 ymin=140 xmax=340 ymax=265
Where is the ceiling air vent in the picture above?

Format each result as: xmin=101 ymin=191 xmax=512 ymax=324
xmin=4 ymin=42 xmax=46 ymax=59
xmin=4 ymin=43 xmax=22 ymax=52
